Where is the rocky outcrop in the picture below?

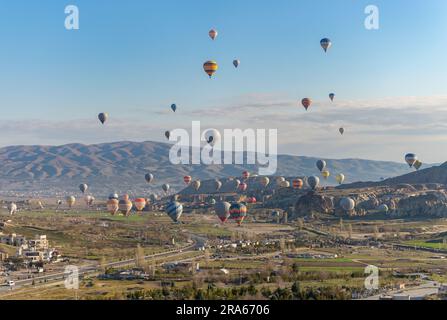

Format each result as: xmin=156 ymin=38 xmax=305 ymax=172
xmin=293 ymin=191 xmax=334 ymax=218
xmin=393 ymin=191 xmax=447 ymax=218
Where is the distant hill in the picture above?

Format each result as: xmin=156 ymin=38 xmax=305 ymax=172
xmin=0 ymin=141 xmax=414 ymax=197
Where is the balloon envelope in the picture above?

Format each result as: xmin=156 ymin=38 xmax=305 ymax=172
xmin=307 ymin=176 xmax=320 ymax=190
xmin=405 ymin=153 xmax=418 ymax=167
xmin=107 ymin=199 xmax=119 ymax=215
xmin=203 ymin=60 xmax=218 ymax=78
xmin=79 ymin=184 xmax=88 ymax=194
xmin=209 ymin=29 xmax=218 ymax=40
xmin=316 ymin=160 xmax=326 ymax=172
xmin=233 ymin=59 xmax=240 ymax=68
xmin=229 ymin=203 xmax=247 ymax=226
xmin=98 ymin=113 xmax=108 ymax=124
xmin=320 ymin=38 xmax=332 ymax=52
xmin=301 ymin=98 xmax=312 ymax=111
xmin=145 ymin=173 xmax=154 ymax=184
xmin=215 ymin=201 xmax=231 ymax=223
xmin=340 ymin=197 xmax=355 ymax=211
xmin=336 ymin=173 xmax=345 ymax=185
xmin=171 ymin=104 xmax=177 ymax=112
xmin=166 ymin=201 xmax=183 ymax=222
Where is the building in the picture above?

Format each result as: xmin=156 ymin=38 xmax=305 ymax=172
xmin=0 ymin=249 xmax=9 ymax=261
xmin=0 ymin=233 xmax=26 ymax=246
xmin=28 ymin=235 xmax=49 ymax=251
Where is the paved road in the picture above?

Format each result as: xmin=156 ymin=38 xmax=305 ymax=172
xmin=362 ymin=280 xmax=440 ymax=300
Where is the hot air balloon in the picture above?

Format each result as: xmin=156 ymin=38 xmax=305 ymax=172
xmin=339 ymin=128 xmax=345 ymax=135
xmin=107 ymin=199 xmax=119 ymax=215
xmin=229 ymin=203 xmax=247 ymax=226
xmin=134 ymin=198 xmax=146 ymax=211
xmin=414 ymin=160 xmax=422 ymax=170
xmin=322 ymin=170 xmax=330 ymax=180
xmin=215 ymin=202 xmax=230 ymax=223
xmin=192 ymin=180 xmax=201 ymax=191
xmin=335 ymin=173 xmax=345 ymax=185
xmin=377 ymin=204 xmax=389 ymax=213
xmin=233 ymin=59 xmax=240 ymax=68
xmin=238 ymin=183 xmax=248 ymax=192
xmin=162 ymin=184 xmax=170 ymax=193
xmin=165 ymin=131 xmax=171 ymax=140
xmin=405 ymin=154 xmax=418 ymax=168
xmin=184 ymin=176 xmax=192 ymax=185
xmin=301 ymin=98 xmax=312 ymax=111
xmin=98 ymin=113 xmax=108 ymax=124
xmin=320 ymin=38 xmax=332 ymax=52
xmin=84 ymin=195 xmax=94 ymax=207
xmin=109 ymin=193 xmax=119 ymax=200
xmin=149 ymin=194 xmax=158 ymax=203
xmin=234 ymin=179 xmax=241 ymax=189
xmin=66 ymin=196 xmax=76 ymax=208
xmin=247 ymin=197 xmax=257 ymax=204
xmin=316 ymin=160 xmax=326 ymax=172
xmin=214 ymin=179 xmax=222 ymax=191
xmin=208 ymin=198 xmax=216 ymax=205
xmin=171 ymin=104 xmax=177 ymax=112
xmin=307 ymin=176 xmax=320 ymax=190
xmin=280 ymin=180 xmax=290 ymax=188
xmin=209 ymin=29 xmax=218 ymax=40
xmin=329 ymin=93 xmax=335 ymax=101
xmin=119 ymin=198 xmax=133 ymax=216
xmin=292 ymin=179 xmax=304 ymax=189
xmin=204 ymin=128 xmax=221 ymax=146
xmin=340 ymin=197 xmax=355 ymax=212
xmin=8 ymin=203 xmax=17 ymax=215
xmin=166 ymin=201 xmax=183 ymax=222
xmin=260 ymin=176 xmax=270 ymax=188
xmin=145 ymin=173 xmax=154 ymax=184
xmin=242 ymin=171 xmax=250 ymax=180
xmin=203 ymin=60 xmax=218 ymax=78
xmin=276 ymin=177 xmax=285 ymax=184
xmin=79 ymin=184 xmax=88 ymax=194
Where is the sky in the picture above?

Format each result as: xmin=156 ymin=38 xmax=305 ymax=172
xmin=0 ymin=0 xmax=446 ymax=163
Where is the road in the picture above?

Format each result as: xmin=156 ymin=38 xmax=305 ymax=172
xmin=0 ymin=240 xmax=199 ymax=293
xmin=362 ymin=280 xmax=440 ymax=300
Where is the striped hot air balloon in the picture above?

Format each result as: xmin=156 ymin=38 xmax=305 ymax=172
xmin=119 ymin=197 xmax=133 ymax=216
xmin=134 ymin=198 xmax=146 ymax=212
xmin=203 ymin=60 xmax=218 ymax=78
xmin=229 ymin=203 xmax=247 ymax=226
xmin=301 ymin=98 xmax=312 ymax=111
xmin=166 ymin=201 xmax=183 ymax=222
xmin=107 ymin=199 xmax=119 ymax=215
xmin=292 ymin=179 xmax=304 ymax=189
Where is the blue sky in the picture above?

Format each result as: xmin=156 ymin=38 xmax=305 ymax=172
xmin=0 ymin=0 xmax=446 ymax=162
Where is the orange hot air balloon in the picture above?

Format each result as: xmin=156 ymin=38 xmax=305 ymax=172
xmin=301 ymin=98 xmax=312 ymax=111
xmin=119 ymin=199 xmax=133 ymax=216
xmin=107 ymin=199 xmax=119 ymax=215
xmin=134 ymin=198 xmax=146 ymax=212
xmin=203 ymin=60 xmax=218 ymax=78
xmin=184 ymin=175 xmax=192 ymax=185
xmin=242 ymin=171 xmax=250 ymax=180
xmin=292 ymin=179 xmax=304 ymax=189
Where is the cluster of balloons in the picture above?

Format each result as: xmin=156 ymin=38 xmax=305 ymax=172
xmin=315 ymin=160 xmax=345 ymax=185
xmin=215 ymin=201 xmax=247 ymax=226
xmin=405 ymin=153 xmax=423 ymax=171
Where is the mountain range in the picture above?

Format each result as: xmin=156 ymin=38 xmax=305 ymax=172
xmin=0 ymin=141 xmax=418 ymax=197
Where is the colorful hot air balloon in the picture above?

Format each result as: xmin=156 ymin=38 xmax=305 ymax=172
xmin=405 ymin=153 xmax=418 ymax=168
xmin=335 ymin=173 xmax=345 ymax=185
xmin=242 ymin=171 xmax=250 ymax=180
xmin=145 ymin=173 xmax=154 ymax=184
xmin=66 ymin=196 xmax=76 ymax=208
xmin=209 ymin=29 xmax=218 ymax=40
xmin=184 ymin=176 xmax=192 ymax=185
xmin=260 ymin=176 xmax=270 ymax=188
xmin=215 ymin=201 xmax=231 ymax=223
xmin=162 ymin=184 xmax=170 ymax=193
xmin=134 ymin=198 xmax=146 ymax=211
xmin=340 ymin=197 xmax=355 ymax=212
xmin=316 ymin=160 xmax=326 ymax=172
xmin=307 ymin=176 xmax=320 ymax=190
xmin=119 ymin=198 xmax=133 ymax=216
xmin=414 ymin=160 xmax=422 ymax=171
xmin=192 ymin=180 xmax=201 ymax=191
xmin=238 ymin=183 xmax=248 ymax=192
xmin=79 ymin=184 xmax=88 ymax=194
xmin=339 ymin=127 xmax=345 ymax=135
xmin=229 ymin=203 xmax=247 ymax=226
xmin=247 ymin=197 xmax=257 ymax=204
xmin=166 ymin=201 xmax=183 ymax=222
xmin=109 ymin=193 xmax=119 ymax=200
xmin=203 ymin=60 xmax=218 ymax=78
xmin=292 ymin=179 xmax=304 ymax=189
xmin=320 ymin=38 xmax=332 ymax=52
xmin=329 ymin=93 xmax=335 ymax=102
xmin=322 ymin=170 xmax=330 ymax=180
xmin=98 ymin=113 xmax=108 ymax=124
xmin=233 ymin=59 xmax=240 ymax=68
xmin=107 ymin=199 xmax=119 ymax=215
xmin=301 ymin=98 xmax=312 ymax=111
